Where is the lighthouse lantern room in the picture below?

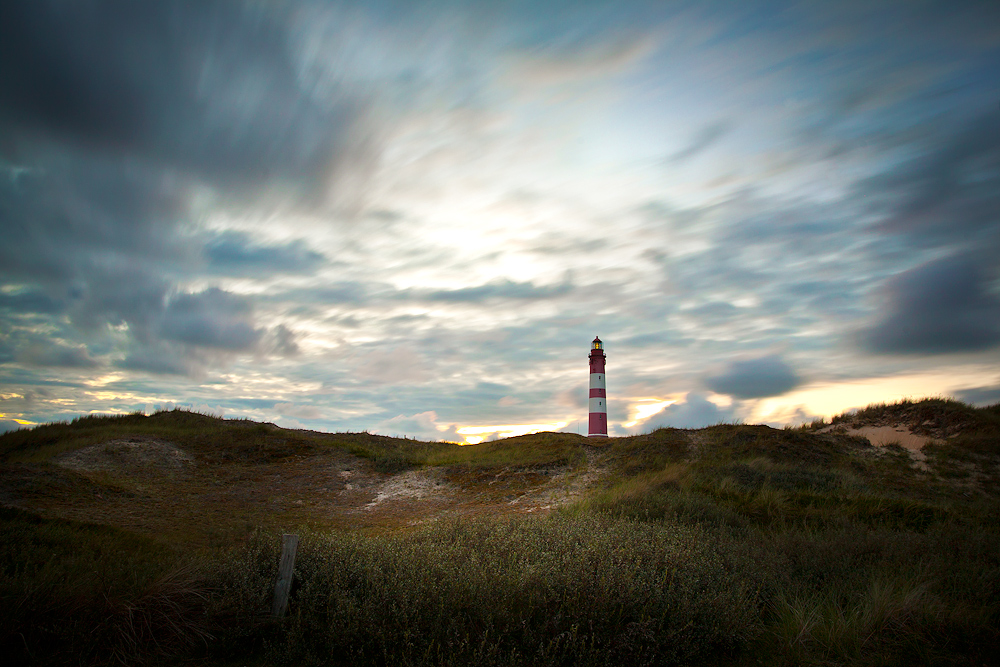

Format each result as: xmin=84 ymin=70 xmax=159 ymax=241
xmin=588 ymin=336 xmax=608 ymax=437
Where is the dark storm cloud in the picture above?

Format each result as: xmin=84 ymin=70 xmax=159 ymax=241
xmin=0 ymin=0 xmax=362 ymax=383
xmin=160 ymin=288 xmax=262 ymax=351
xmin=0 ymin=329 xmax=99 ymax=368
xmin=0 ymin=0 xmax=363 ymax=191
xmin=106 ymin=287 xmax=299 ymax=376
xmin=17 ymin=338 xmax=99 ymax=368
xmin=0 ymin=157 xmax=190 ymax=286
xmin=0 ymin=290 xmax=65 ymax=316
xmin=859 ymin=110 xmax=1000 ymax=247
xmin=205 ymin=231 xmax=327 ymax=275
xmin=861 ymin=254 xmax=1000 ymax=355
xmin=704 ymin=355 xmax=802 ymax=399
xmin=117 ymin=346 xmax=199 ymax=376
xmin=68 ymin=264 xmax=172 ymax=339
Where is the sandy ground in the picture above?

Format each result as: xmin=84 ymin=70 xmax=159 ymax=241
xmin=364 ymin=468 xmax=453 ymax=509
xmin=820 ymin=424 xmax=934 ymax=468
xmin=56 ymin=437 xmax=195 ymax=476
xmin=0 ymin=434 xmax=611 ymax=536
xmin=508 ymin=447 xmax=607 ymax=512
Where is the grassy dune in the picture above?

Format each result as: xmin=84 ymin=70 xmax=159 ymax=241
xmin=1 ymin=399 xmax=999 ymax=666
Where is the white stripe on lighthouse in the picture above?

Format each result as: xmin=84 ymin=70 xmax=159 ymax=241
xmin=589 ymin=373 xmax=605 ymax=389
xmin=588 ymin=397 xmax=606 ymax=413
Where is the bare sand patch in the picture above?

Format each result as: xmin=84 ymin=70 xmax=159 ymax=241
xmin=844 ymin=426 xmax=936 ymax=451
xmin=364 ymin=468 xmax=451 ymax=509
xmin=56 ymin=437 xmax=194 ymax=476
xmin=820 ymin=425 xmax=935 ymax=469
xmin=510 ymin=447 xmax=608 ymax=511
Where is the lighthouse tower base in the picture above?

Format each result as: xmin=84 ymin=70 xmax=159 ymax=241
xmin=588 ymin=412 xmax=608 ymax=437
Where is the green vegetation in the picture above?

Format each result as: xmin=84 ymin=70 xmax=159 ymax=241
xmin=0 ymin=506 xmax=209 ymax=666
xmin=1 ymin=399 xmax=998 ymax=665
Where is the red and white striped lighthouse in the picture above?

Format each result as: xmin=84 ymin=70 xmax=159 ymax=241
xmin=588 ymin=336 xmax=608 ymax=437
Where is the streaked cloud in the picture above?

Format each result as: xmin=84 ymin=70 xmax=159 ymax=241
xmin=2 ymin=0 xmax=998 ymax=436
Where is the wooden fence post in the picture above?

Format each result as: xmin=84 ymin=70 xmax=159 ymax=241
xmin=272 ymin=533 xmax=299 ymax=618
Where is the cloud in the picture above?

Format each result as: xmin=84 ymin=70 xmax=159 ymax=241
xmin=0 ymin=0 xmax=380 ymax=389
xmin=204 ymin=232 xmax=327 ymax=276
xmin=419 ymin=279 xmax=574 ymax=304
xmin=0 ymin=420 xmax=23 ymax=434
xmin=704 ymin=355 xmax=802 ymax=399
xmin=2 ymin=0 xmax=999 ymax=438
xmin=0 ymin=0 xmax=369 ymax=194
xmin=117 ymin=345 xmax=202 ymax=376
xmin=0 ymin=156 xmax=191 ymax=289
xmin=861 ymin=254 xmax=1000 ymax=355
xmin=954 ymin=385 xmax=1000 ymax=407
xmin=18 ymin=338 xmax=100 ymax=368
xmin=860 ymin=111 xmax=1000 ymax=248
xmin=0 ymin=290 xmax=66 ymax=315
xmin=353 ymin=346 xmax=430 ymax=385
xmin=263 ymin=325 xmax=301 ymax=358
xmin=511 ymin=31 xmax=658 ymax=85
xmin=0 ymin=329 xmax=99 ymax=368
xmin=375 ymin=410 xmax=459 ymax=441
xmin=637 ymin=393 xmax=738 ymax=431
xmin=114 ymin=289 xmax=297 ymax=375
xmin=275 ymin=402 xmax=322 ymax=420
xmin=160 ymin=288 xmax=262 ymax=351
xmin=666 ymin=121 xmax=730 ymax=163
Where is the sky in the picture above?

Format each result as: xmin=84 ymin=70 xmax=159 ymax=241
xmin=1 ymin=0 xmax=999 ymax=443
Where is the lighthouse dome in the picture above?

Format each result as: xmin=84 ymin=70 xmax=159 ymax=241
xmin=592 ymin=336 xmax=602 ymax=350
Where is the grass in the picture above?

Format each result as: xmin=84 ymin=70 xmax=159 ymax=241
xmin=5 ymin=507 xmax=996 ymax=666
xmin=1 ymin=398 xmax=999 ymax=665
xmin=0 ymin=506 xmax=212 ymax=666
xmin=0 ymin=410 xmax=585 ymax=472
xmin=237 ymin=514 xmax=762 ymax=666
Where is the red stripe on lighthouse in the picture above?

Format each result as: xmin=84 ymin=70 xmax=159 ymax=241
xmin=589 ymin=388 xmax=606 ymax=398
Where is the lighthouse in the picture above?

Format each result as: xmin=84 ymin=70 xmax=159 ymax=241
xmin=588 ymin=336 xmax=608 ymax=437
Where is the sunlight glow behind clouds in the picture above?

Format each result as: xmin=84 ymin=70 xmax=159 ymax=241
xmin=623 ymin=399 xmax=677 ymax=428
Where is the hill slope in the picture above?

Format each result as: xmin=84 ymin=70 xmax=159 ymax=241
xmin=1 ymin=399 xmax=999 ymax=667
xmin=1 ymin=399 xmax=999 ymax=542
